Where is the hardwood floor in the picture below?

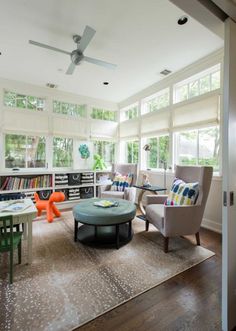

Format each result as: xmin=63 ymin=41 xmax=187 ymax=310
xmin=75 ymin=226 xmax=222 ymax=331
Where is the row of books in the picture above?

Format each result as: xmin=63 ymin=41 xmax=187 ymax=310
xmin=0 ymin=175 xmax=52 ymax=191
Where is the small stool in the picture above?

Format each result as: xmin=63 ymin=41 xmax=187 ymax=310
xmin=34 ymin=192 xmax=65 ymax=222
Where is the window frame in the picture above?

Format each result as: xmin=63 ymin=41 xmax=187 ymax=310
xmin=173 ymin=64 xmax=221 ymax=104
xmin=93 ymin=140 xmax=116 ymax=169
xmin=143 ymin=134 xmax=170 ymax=170
xmin=174 ymin=125 xmax=220 ymax=173
xmin=52 ymin=136 xmax=74 ymax=169
xmin=4 ymin=132 xmax=47 ymax=170
xmin=91 ymin=107 xmax=117 ymax=121
xmin=120 ymin=103 xmax=139 ymax=122
xmin=53 ymin=100 xmax=87 ymax=118
xmin=3 ymin=89 xmax=46 ymax=112
xmin=125 ymin=140 xmax=139 ymax=164
xmin=141 ymin=88 xmax=170 ymax=115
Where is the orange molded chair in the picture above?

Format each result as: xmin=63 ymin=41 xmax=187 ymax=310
xmin=34 ymin=192 xmax=65 ymax=223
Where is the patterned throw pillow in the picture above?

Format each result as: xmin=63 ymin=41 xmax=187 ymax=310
xmin=165 ymin=178 xmax=199 ymax=206
xmin=111 ymin=173 xmax=133 ymax=192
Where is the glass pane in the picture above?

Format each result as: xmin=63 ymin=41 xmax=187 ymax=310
xmin=91 ymin=108 xmax=97 ymax=119
xmin=175 ymin=85 xmax=188 ymax=103
xmin=108 ymin=111 xmax=116 ymax=121
xmin=178 ymin=131 xmax=197 ymax=165
xmin=5 ymin=134 xmax=26 ymax=168
xmin=126 ymin=141 xmax=139 ymax=163
xmin=211 ymin=71 xmax=220 ymax=90
xmin=26 ymin=136 xmax=46 ymax=168
xmin=124 ymin=106 xmax=138 ymax=120
xmin=103 ymin=111 xmax=110 ymax=120
xmin=199 ymin=127 xmax=219 ymax=171
xmin=53 ymin=137 xmax=73 ymax=167
xmin=147 ymin=138 xmax=157 ymax=168
xmin=4 ymin=91 xmax=16 ymax=107
xmin=199 ymin=75 xmax=210 ymax=95
xmin=61 ymin=102 xmax=69 ymax=115
xmin=37 ymin=98 xmax=45 ymax=111
xmin=158 ymin=136 xmax=169 ymax=168
xmin=189 ymin=80 xmax=199 ymax=98
xmin=27 ymin=96 xmax=38 ymax=110
xmin=68 ymin=103 xmax=77 ymax=116
xmin=94 ymin=141 xmax=115 ymax=168
xmin=53 ymin=100 xmax=61 ymax=113
xmin=78 ymin=105 xmax=87 ymax=118
xmin=16 ymin=94 xmax=27 ymax=108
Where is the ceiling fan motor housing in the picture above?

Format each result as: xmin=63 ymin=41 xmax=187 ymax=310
xmin=71 ymin=50 xmax=83 ymax=65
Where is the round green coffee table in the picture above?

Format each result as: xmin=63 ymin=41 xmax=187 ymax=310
xmin=73 ymin=198 xmax=136 ymax=249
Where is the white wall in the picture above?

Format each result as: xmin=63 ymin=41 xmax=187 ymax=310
xmin=137 ymin=170 xmax=222 ymax=233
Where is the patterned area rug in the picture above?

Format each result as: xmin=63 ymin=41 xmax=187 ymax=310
xmin=0 ymin=211 xmax=214 ymax=331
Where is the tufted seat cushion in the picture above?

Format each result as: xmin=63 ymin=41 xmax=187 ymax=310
xmin=146 ymin=204 xmax=165 ymax=231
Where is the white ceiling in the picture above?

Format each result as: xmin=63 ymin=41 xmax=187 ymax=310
xmin=0 ymin=0 xmax=223 ymax=103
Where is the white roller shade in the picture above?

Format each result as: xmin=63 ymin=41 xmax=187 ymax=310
xmin=141 ymin=110 xmax=170 ymax=135
xmin=172 ymin=94 xmax=220 ymax=130
xmin=3 ymin=110 xmax=49 ymax=133
xmin=52 ymin=117 xmax=87 ymax=137
xmin=90 ymin=119 xmax=118 ymax=138
xmin=120 ymin=118 xmax=139 ymax=138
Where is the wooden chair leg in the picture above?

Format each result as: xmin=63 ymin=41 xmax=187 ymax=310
xmin=145 ymin=220 xmax=149 ymax=231
xmin=164 ymin=236 xmax=169 ymax=253
xmin=18 ymin=240 xmax=22 ymax=264
xmin=10 ymin=248 xmax=14 ymax=284
xmin=195 ymin=232 xmax=200 ymax=246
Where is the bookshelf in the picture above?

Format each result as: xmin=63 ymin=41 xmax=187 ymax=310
xmin=0 ymin=170 xmax=112 ymax=207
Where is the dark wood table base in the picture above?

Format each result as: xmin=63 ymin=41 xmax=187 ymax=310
xmin=74 ymin=220 xmax=133 ymax=249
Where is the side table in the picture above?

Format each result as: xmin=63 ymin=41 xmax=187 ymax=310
xmin=133 ymin=185 xmax=166 ymax=218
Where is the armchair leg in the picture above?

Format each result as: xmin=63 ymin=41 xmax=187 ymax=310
xmin=164 ymin=236 xmax=169 ymax=253
xmin=18 ymin=240 xmax=22 ymax=264
xmin=145 ymin=220 xmax=149 ymax=231
xmin=195 ymin=232 xmax=200 ymax=246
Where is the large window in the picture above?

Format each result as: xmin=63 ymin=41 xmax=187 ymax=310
xmin=5 ymin=134 xmax=46 ymax=168
xmin=53 ymin=137 xmax=73 ymax=168
xmin=145 ymin=135 xmax=169 ymax=169
xmin=121 ymin=104 xmax=139 ymax=121
xmin=174 ymin=64 xmax=220 ymax=103
xmin=142 ymin=88 xmax=170 ymax=114
xmin=53 ymin=100 xmax=86 ymax=118
xmin=91 ymin=108 xmax=116 ymax=121
xmin=4 ymin=90 xmax=45 ymax=111
xmin=175 ymin=126 xmax=220 ymax=171
xmin=125 ymin=140 xmax=139 ymax=164
xmin=93 ymin=141 xmax=115 ymax=168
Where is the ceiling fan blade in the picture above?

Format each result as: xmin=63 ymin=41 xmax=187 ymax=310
xmin=66 ymin=62 xmax=76 ymax=75
xmin=84 ymin=56 xmax=117 ymax=70
xmin=29 ymin=40 xmax=71 ymax=55
xmin=78 ymin=26 xmax=96 ymax=52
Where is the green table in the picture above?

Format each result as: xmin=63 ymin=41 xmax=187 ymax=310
xmin=73 ymin=198 xmax=136 ymax=249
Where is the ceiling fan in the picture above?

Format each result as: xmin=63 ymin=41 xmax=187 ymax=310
xmin=29 ymin=25 xmax=117 ymax=75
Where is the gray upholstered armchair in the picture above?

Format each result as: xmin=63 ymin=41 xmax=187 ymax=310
xmin=99 ymin=163 xmax=138 ymax=202
xmin=145 ymin=166 xmax=213 ymax=253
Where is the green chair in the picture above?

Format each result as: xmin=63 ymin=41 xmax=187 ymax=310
xmin=0 ymin=215 xmax=22 ymax=284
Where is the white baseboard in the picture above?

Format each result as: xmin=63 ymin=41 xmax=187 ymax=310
xmin=202 ymin=218 xmax=222 ymax=233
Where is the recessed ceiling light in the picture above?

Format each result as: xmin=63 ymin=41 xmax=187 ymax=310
xmin=160 ymin=69 xmax=172 ymax=76
xmin=178 ymin=16 xmax=188 ymax=25
xmin=46 ymin=83 xmax=58 ymax=88
xmin=103 ymin=82 xmax=109 ymax=85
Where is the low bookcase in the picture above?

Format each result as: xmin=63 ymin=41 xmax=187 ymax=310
xmin=0 ymin=170 xmax=112 ymax=208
